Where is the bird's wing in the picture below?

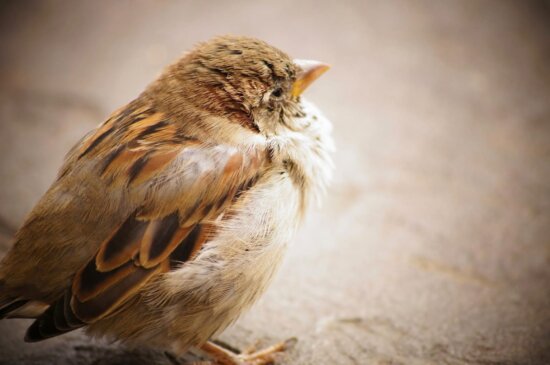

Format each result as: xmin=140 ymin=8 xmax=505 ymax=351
xmin=19 ymin=102 xmax=264 ymax=341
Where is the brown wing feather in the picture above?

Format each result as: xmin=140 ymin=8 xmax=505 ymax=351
xmin=139 ymin=217 xmax=194 ymax=268
xmin=73 ymin=212 xmax=194 ymax=323
xmin=95 ymin=213 xmax=148 ymax=272
xmin=71 ymin=263 xmax=166 ymax=322
xmin=129 ymin=148 xmax=181 ymax=186
xmin=73 ymin=259 xmax=136 ymax=302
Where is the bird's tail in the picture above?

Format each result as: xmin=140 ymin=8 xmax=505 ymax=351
xmin=0 ymin=297 xmax=29 ymax=319
xmin=0 ymin=281 xmax=34 ymax=319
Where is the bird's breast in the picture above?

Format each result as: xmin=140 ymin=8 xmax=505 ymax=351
xmin=101 ymin=170 xmax=303 ymax=351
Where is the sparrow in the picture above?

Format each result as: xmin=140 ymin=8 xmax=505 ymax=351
xmin=0 ymin=35 xmax=333 ymax=365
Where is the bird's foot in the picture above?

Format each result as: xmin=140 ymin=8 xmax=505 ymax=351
xmin=199 ymin=337 xmax=297 ymax=365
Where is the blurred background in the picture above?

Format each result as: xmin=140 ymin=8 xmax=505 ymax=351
xmin=0 ymin=1 xmax=549 ymax=364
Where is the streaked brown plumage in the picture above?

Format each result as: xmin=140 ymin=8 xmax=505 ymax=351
xmin=0 ymin=35 xmax=333 ymax=364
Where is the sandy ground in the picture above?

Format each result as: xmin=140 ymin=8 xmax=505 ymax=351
xmin=0 ymin=1 xmax=549 ymax=364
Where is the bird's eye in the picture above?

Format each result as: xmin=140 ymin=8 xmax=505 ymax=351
xmin=271 ymin=88 xmax=283 ymax=98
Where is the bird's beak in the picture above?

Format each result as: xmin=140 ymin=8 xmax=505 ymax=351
xmin=291 ymin=59 xmax=330 ymax=98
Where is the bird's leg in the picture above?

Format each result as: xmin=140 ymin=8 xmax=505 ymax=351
xmin=199 ymin=338 xmax=297 ymax=365
xmin=239 ymin=338 xmax=296 ymax=363
xmin=241 ymin=340 xmax=262 ymax=355
xmin=199 ymin=341 xmax=236 ymax=365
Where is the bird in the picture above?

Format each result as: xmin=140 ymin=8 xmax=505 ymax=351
xmin=0 ymin=35 xmax=334 ymax=365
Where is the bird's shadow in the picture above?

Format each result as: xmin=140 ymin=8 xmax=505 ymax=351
xmin=0 ymin=321 xmax=202 ymax=365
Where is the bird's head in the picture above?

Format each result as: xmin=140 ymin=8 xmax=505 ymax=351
xmin=147 ymin=35 xmax=329 ymax=137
